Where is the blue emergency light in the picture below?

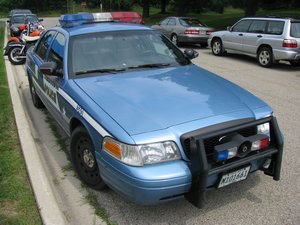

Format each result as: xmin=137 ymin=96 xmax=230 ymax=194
xmin=59 ymin=13 xmax=94 ymax=27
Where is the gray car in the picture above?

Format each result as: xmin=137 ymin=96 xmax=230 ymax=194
xmin=208 ymin=17 xmax=300 ymax=67
xmin=7 ymin=14 xmax=43 ymax=37
xmin=152 ymin=17 xmax=214 ymax=47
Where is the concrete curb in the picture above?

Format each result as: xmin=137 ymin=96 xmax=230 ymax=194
xmin=4 ymin=32 xmax=67 ymax=224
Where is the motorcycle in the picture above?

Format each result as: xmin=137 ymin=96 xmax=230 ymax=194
xmin=4 ymin=21 xmax=44 ymax=65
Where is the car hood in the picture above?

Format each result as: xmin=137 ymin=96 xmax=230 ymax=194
xmin=74 ymin=65 xmax=268 ymax=136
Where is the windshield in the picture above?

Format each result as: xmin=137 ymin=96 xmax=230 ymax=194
xmin=179 ymin=18 xmax=205 ymax=27
xmin=291 ymin=22 xmax=300 ymax=38
xmin=11 ymin=15 xmax=38 ymax=24
xmin=69 ymin=30 xmax=190 ymax=77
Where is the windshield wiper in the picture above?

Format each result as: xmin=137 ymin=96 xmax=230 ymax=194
xmin=128 ymin=63 xmax=170 ymax=69
xmin=75 ymin=68 xmax=126 ymax=75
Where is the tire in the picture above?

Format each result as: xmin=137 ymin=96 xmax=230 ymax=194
xmin=290 ymin=61 xmax=300 ymax=67
xmin=257 ymin=47 xmax=273 ymax=68
xmin=211 ymin=38 xmax=224 ymax=56
xmin=7 ymin=46 xmax=26 ymax=65
xmin=171 ymin=34 xmax=179 ymax=46
xmin=71 ymin=126 xmax=106 ymax=190
xmin=28 ymin=76 xmax=44 ymax=108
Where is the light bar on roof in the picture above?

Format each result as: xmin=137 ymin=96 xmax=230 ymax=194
xmin=59 ymin=13 xmax=94 ymax=27
xmin=92 ymin=12 xmax=113 ymax=22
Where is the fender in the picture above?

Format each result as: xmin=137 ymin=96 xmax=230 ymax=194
xmin=8 ymin=37 xmax=21 ymax=43
xmin=4 ymin=42 xmax=25 ymax=55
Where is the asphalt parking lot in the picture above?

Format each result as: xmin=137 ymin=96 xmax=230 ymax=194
xmin=6 ymin=17 xmax=300 ymax=225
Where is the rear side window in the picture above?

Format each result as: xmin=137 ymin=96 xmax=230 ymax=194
xmin=291 ymin=22 xmax=300 ymax=38
xmin=168 ymin=18 xmax=176 ymax=26
xmin=266 ymin=21 xmax=284 ymax=35
xmin=248 ymin=20 xmax=267 ymax=33
xmin=232 ymin=20 xmax=252 ymax=32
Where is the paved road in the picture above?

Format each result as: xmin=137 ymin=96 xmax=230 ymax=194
xmin=10 ymin=18 xmax=300 ymax=225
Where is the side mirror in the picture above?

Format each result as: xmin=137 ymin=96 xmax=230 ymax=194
xmin=184 ymin=49 xmax=199 ymax=60
xmin=39 ymin=61 xmax=62 ymax=76
xmin=227 ymin=26 xmax=231 ymax=31
xmin=39 ymin=18 xmax=44 ymax=22
xmin=7 ymin=20 xmax=10 ymax=23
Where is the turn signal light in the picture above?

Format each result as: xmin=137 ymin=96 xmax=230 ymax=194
xmin=282 ymin=39 xmax=298 ymax=48
xmin=103 ymin=140 xmax=122 ymax=159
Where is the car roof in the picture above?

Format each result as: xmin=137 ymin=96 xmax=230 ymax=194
xmin=9 ymin=9 xmax=32 ymax=15
xmin=243 ymin=16 xmax=299 ymax=21
xmin=12 ymin=13 xmax=37 ymax=17
xmin=58 ymin=22 xmax=153 ymax=36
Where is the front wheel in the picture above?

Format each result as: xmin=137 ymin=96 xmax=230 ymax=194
xmin=71 ymin=126 xmax=106 ymax=190
xmin=7 ymin=46 xmax=26 ymax=65
xmin=211 ymin=38 xmax=224 ymax=56
xmin=257 ymin=47 xmax=273 ymax=68
xmin=28 ymin=76 xmax=44 ymax=108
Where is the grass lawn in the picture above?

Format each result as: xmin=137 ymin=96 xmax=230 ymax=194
xmin=144 ymin=6 xmax=300 ymax=29
xmin=0 ymin=23 xmax=42 ymax=224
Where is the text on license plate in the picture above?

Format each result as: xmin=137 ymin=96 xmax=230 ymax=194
xmin=218 ymin=166 xmax=251 ymax=188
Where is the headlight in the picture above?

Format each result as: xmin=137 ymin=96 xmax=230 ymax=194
xmin=102 ymin=137 xmax=181 ymax=166
xmin=257 ymin=122 xmax=270 ymax=137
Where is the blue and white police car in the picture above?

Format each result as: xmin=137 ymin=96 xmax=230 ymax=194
xmin=26 ymin=13 xmax=283 ymax=207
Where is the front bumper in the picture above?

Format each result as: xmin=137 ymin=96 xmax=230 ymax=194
xmin=97 ymin=117 xmax=283 ymax=207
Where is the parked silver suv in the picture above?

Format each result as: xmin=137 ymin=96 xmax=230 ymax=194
xmin=208 ymin=17 xmax=300 ymax=67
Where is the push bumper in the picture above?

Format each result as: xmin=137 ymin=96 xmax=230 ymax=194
xmin=184 ymin=117 xmax=283 ymax=208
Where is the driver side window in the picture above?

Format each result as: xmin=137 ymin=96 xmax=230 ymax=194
xmin=232 ymin=20 xmax=252 ymax=32
xmin=48 ymin=33 xmax=65 ymax=73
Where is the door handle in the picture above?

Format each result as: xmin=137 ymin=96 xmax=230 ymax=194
xmin=238 ymin=33 xmax=243 ymax=36
xmin=257 ymin=35 xmax=262 ymax=38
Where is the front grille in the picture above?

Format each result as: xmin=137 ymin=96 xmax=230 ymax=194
xmin=182 ymin=126 xmax=257 ymax=163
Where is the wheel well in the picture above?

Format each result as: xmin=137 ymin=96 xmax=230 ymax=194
xmin=257 ymin=44 xmax=272 ymax=54
xmin=70 ymin=118 xmax=84 ymax=134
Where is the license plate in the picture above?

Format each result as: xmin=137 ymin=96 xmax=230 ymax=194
xmin=218 ymin=166 xmax=251 ymax=188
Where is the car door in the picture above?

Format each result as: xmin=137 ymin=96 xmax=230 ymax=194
xmin=32 ymin=31 xmax=67 ymax=130
xmin=242 ymin=20 xmax=268 ymax=54
xmin=223 ymin=19 xmax=252 ymax=51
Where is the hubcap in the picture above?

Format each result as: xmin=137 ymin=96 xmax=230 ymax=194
xmin=11 ymin=48 xmax=22 ymax=62
xmin=259 ymin=51 xmax=270 ymax=65
xmin=82 ymin=148 xmax=95 ymax=168
xmin=213 ymin=42 xmax=221 ymax=54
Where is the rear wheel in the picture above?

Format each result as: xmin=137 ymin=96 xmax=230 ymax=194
xmin=28 ymin=76 xmax=44 ymax=108
xmin=211 ymin=38 xmax=224 ymax=56
xmin=8 ymin=46 xmax=25 ymax=65
xmin=257 ymin=47 xmax=273 ymax=67
xmin=71 ymin=126 xmax=106 ymax=190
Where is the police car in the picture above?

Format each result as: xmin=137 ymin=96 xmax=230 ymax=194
xmin=26 ymin=13 xmax=283 ymax=207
